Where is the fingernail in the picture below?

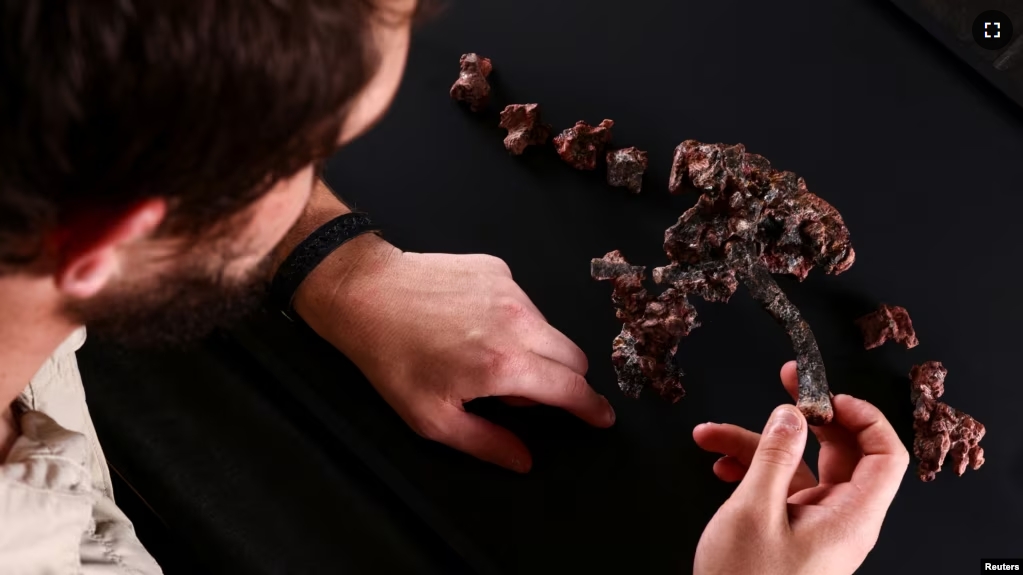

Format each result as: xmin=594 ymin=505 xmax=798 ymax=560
xmin=768 ymin=406 xmax=802 ymax=433
xmin=607 ymin=402 xmax=616 ymax=426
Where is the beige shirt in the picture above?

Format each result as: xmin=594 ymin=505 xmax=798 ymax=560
xmin=1 ymin=328 xmax=163 ymax=574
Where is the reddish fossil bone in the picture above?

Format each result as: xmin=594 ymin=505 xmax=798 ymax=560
xmin=594 ymin=140 xmax=855 ymax=425
xmin=449 ymin=53 xmax=492 ymax=112
xmin=591 ymin=251 xmax=698 ymax=402
xmin=606 ymin=147 xmax=649 ymax=194
xmin=498 ymin=104 xmax=551 ymax=155
xmin=909 ymin=362 xmax=985 ymax=482
xmin=856 ymin=304 xmax=919 ymax=349
xmin=553 ymin=120 xmax=614 ymax=170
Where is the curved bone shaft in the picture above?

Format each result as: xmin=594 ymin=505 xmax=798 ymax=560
xmin=734 ymin=249 xmax=833 ymax=425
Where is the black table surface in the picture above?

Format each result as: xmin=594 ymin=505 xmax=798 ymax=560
xmin=83 ymin=0 xmax=1023 ymax=573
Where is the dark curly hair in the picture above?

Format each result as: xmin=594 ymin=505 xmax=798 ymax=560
xmin=0 ymin=0 xmax=398 ymax=271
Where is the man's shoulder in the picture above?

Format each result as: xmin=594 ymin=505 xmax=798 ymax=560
xmin=0 ymin=409 xmax=164 ymax=575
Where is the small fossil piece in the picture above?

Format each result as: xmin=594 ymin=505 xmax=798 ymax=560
xmin=553 ymin=120 xmax=614 ymax=170
xmin=594 ymin=140 xmax=855 ymax=425
xmin=910 ymin=362 xmax=986 ymax=482
xmin=498 ymin=104 xmax=551 ymax=155
xmin=606 ymin=147 xmax=649 ymax=193
xmin=591 ymin=251 xmax=699 ymax=401
xmin=855 ymin=304 xmax=919 ymax=349
xmin=449 ymin=53 xmax=492 ymax=112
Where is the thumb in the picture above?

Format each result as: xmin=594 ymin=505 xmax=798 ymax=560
xmin=734 ymin=405 xmax=808 ymax=513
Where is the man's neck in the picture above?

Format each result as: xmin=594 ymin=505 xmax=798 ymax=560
xmin=0 ymin=274 xmax=77 ymax=442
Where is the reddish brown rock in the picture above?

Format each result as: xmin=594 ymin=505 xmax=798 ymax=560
xmin=855 ymin=304 xmax=919 ymax=349
xmin=498 ymin=104 xmax=551 ymax=155
xmin=449 ymin=53 xmax=492 ymax=112
xmin=594 ymin=140 xmax=855 ymax=425
xmin=553 ymin=120 xmax=614 ymax=170
xmin=606 ymin=147 xmax=648 ymax=194
xmin=591 ymin=251 xmax=699 ymax=401
xmin=910 ymin=362 xmax=986 ymax=482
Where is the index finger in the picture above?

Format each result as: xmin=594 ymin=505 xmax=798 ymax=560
xmin=831 ymin=394 xmax=910 ymax=509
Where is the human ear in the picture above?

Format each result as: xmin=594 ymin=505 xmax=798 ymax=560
xmin=54 ymin=198 xmax=167 ymax=299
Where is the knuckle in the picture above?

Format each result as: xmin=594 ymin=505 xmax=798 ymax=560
xmin=755 ymin=445 xmax=799 ymax=467
xmin=481 ymin=345 xmax=518 ymax=379
xmin=491 ymin=257 xmax=512 ymax=276
xmin=496 ymin=297 xmax=530 ymax=323
xmin=577 ymin=354 xmax=590 ymax=375
xmin=898 ymin=445 xmax=912 ymax=467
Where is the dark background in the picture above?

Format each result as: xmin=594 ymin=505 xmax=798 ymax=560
xmin=78 ymin=0 xmax=1023 ymax=573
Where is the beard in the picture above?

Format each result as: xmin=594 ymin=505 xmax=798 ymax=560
xmin=65 ymin=255 xmax=274 ymax=349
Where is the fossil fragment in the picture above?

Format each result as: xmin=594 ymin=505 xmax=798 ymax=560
xmin=449 ymin=53 xmax=492 ymax=112
xmin=553 ymin=120 xmax=614 ymax=170
xmin=855 ymin=304 xmax=919 ymax=349
xmin=606 ymin=147 xmax=649 ymax=193
xmin=591 ymin=251 xmax=699 ymax=401
xmin=594 ymin=140 xmax=855 ymax=425
xmin=909 ymin=362 xmax=985 ymax=482
xmin=498 ymin=104 xmax=551 ymax=155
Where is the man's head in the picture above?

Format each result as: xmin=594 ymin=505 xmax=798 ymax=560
xmin=0 ymin=0 xmax=418 ymax=346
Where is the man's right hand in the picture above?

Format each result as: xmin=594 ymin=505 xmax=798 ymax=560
xmin=294 ymin=238 xmax=614 ymax=474
xmin=691 ymin=361 xmax=910 ymax=575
